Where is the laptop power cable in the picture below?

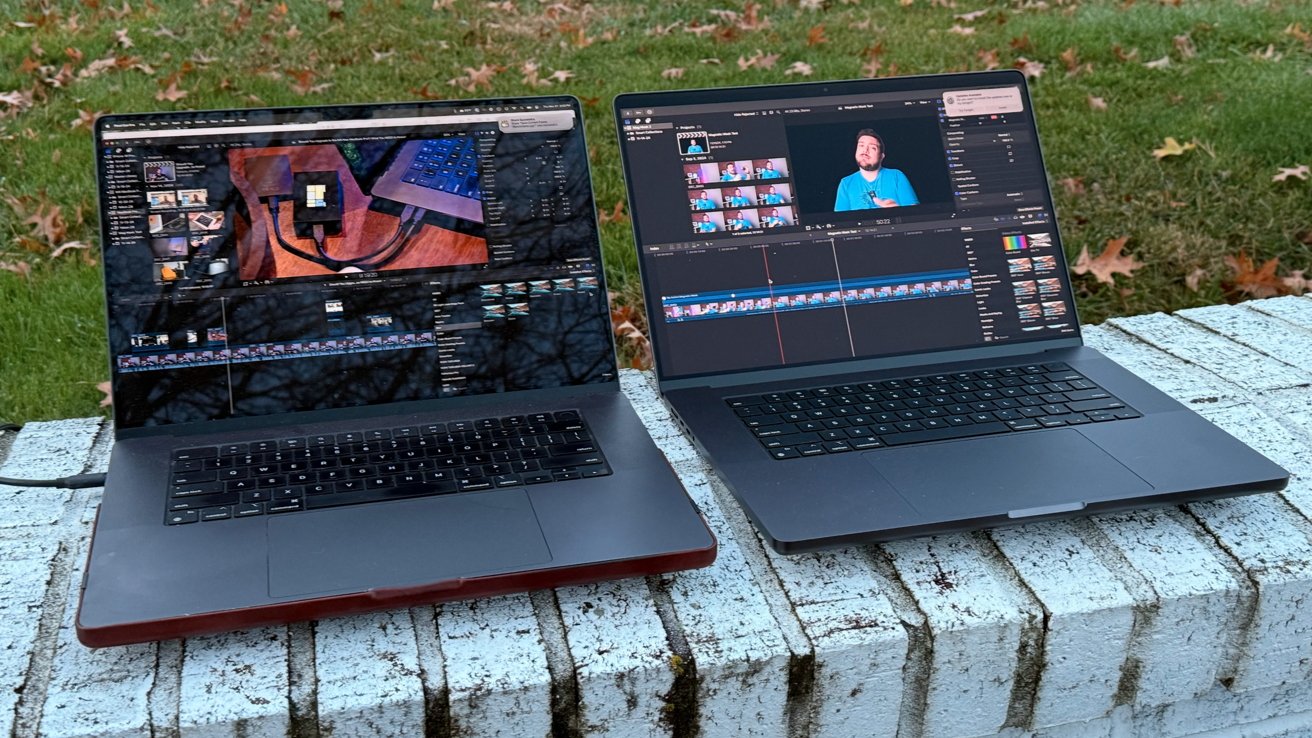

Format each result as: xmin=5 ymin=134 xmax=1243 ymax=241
xmin=0 ymin=472 xmax=107 ymax=489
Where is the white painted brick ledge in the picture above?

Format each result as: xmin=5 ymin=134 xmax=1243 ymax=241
xmin=3 ymin=296 xmax=1312 ymax=737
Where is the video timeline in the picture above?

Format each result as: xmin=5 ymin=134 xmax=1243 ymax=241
xmin=117 ymin=330 xmax=436 ymax=373
xmin=661 ymin=269 xmax=973 ymax=323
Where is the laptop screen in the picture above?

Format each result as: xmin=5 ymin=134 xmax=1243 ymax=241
xmin=96 ymin=98 xmax=615 ymax=428
xmin=616 ymin=71 xmax=1079 ymax=382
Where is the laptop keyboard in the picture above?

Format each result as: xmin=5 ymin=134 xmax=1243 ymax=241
xmin=726 ymin=362 xmax=1141 ymax=460
xmin=165 ymin=410 xmax=608 ymax=525
xmin=400 ymin=138 xmax=482 ymax=200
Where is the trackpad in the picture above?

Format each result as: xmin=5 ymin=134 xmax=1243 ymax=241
xmin=864 ymin=430 xmax=1153 ymax=519
xmin=267 ymin=491 xmax=551 ymax=598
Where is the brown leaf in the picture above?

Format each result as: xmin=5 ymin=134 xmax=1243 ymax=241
xmin=1287 ymin=22 xmax=1312 ymax=48
xmin=598 ymin=200 xmax=627 ymax=225
xmin=1173 ymin=33 xmax=1196 ymax=59
xmin=77 ymin=55 xmax=118 ymax=79
xmin=956 ymin=9 xmax=989 ymax=21
xmin=1013 ymin=57 xmax=1045 ymax=79
xmin=410 ymin=83 xmax=443 ymax=100
xmin=1071 ymin=236 xmax=1144 ymax=286
xmin=1087 ymin=95 xmax=1108 ymax=111
xmin=1223 ymin=252 xmax=1285 ymax=299
xmin=1113 ymin=45 xmax=1139 ymax=62
xmin=1010 ymin=33 xmax=1032 ymax=51
xmin=1284 ymin=270 xmax=1309 ymax=295
xmin=449 ymin=63 xmax=502 ymax=92
xmin=1059 ymin=47 xmax=1092 ymax=75
xmin=155 ymin=80 xmax=188 ymax=102
xmin=976 ymin=48 xmax=1001 ymax=70
xmin=18 ymin=199 xmax=68 ymax=246
xmin=948 ymin=24 xmax=975 ymax=36
xmin=0 ymin=260 xmax=32 ymax=278
xmin=661 ymin=67 xmax=684 ymax=80
xmin=609 ymin=298 xmax=653 ymax=370
xmin=1272 ymin=164 xmax=1310 ymax=182
xmin=97 ymin=381 xmax=113 ymax=409
xmin=784 ymin=61 xmax=814 ymax=77
xmin=1059 ymin=176 xmax=1085 ymax=196
xmin=806 ymin=24 xmax=828 ymax=46
xmin=1143 ymin=55 xmax=1170 ymax=70
xmin=69 ymin=109 xmax=104 ymax=129
xmin=113 ymin=28 xmax=133 ymax=49
xmin=50 ymin=240 xmax=91 ymax=259
xmin=738 ymin=49 xmax=780 ymax=71
xmin=1184 ymin=267 xmax=1207 ymax=292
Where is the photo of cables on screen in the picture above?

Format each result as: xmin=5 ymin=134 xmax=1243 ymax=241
xmin=230 ymin=139 xmax=489 ymax=280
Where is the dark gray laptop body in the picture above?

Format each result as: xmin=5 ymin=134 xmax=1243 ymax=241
xmin=614 ymin=71 xmax=1286 ymax=553
xmin=80 ymin=97 xmax=714 ymax=647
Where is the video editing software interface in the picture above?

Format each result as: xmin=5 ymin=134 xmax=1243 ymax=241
xmin=619 ymin=78 xmax=1077 ymax=380
xmin=98 ymin=100 xmax=613 ymax=428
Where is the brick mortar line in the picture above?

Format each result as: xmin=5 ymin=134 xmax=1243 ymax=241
xmin=644 ymin=575 xmax=698 ymax=738
xmin=1242 ymin=297 xmax=1312 ymax=335
xmin=287 ymin=621 xmax=319 ymax=738
xmin=862 ymin=545 xmax=932 ymax=738
xmin=1066 ymin=517 xmax=1160 ymax=709
xmin=1174 ymin=504 xmax=1264 ymax=690
xmin=147 ymin=639 xmax=184 ymax=738
xmin=695 ymin=476 xmax=818 ymax=734
xmin=409 ymin=606 xmax=453 ymax=738
xmin=12 ymin=487 xmax=116 ymax=738
xmin=975 ymin=531 xmax=1050 ymax=731
xmin=528 ymin=589 xmax=582 ymax=738
xmin=1159 ymin=506 xmax=1257 ymax=687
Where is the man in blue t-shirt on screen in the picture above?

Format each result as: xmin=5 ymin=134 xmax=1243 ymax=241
xmin=761 ymin=185 xmax=786 ymax=205
xmin=691 ymin=190 xmax=717 ymax=210
xmin=834 ymin=129 xmax=918 ymax=211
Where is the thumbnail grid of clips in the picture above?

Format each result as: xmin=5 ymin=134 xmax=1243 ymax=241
xmin=479 ymin=276 xmax=599 ymax=320
xmin=117 ymin=331 xmax=437 ymax=373
xmin=144 ymin=161 xmax=229 ymax=283
xmin=662 ymin=274 xmax=974 ymax=323
xmin=684 ymin=156 xmax=795 ymax=234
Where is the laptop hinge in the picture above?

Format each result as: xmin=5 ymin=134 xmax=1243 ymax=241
xmin=657 ymin=336 xmax=1085 ymax=393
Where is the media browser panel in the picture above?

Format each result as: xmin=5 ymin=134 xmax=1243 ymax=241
xmin=617 ymin=76 xmax=1077 ymax=381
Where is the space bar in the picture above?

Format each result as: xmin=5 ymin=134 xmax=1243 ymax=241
xmin=304 ymin=482 xmax=458 ymax=510
xmin=881 ymin=422 xmax=1011 ymax=446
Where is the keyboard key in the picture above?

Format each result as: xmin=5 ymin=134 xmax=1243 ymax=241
xmin=172 ymin=447 xmax=217 ymax=461
xmin=166 ymin=510 xmax=199 ymax=525
xmin=200 ymin=506 xmax=232 ymax=522
xmin=169 ymin=492 xmax=239 ymax=511
xmin=881 ymin=421 xmax=1010 ymax=446
xmin=1067 ymin=398 xmax=1126 ymax=413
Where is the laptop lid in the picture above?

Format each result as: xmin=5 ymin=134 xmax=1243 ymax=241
xmin=615 ymin=71 xmax=1082 ymax=388
xmin=95 ymin=97 xmax=616 ymax=433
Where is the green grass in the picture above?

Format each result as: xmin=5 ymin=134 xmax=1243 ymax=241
xmin=1 ymin=0 xmax=1310 ymax=424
